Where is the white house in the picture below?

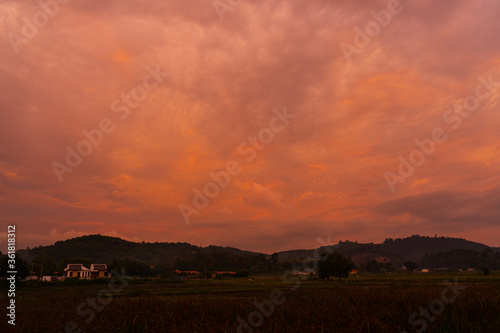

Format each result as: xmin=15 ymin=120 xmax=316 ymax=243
xmin=89 ymin=264 xmax=110 ymax=278
xmin=64 ymin=264 xmax=89 ymax=278
xmin=42 ymin=276 xmax=58 ymax=281
xmin=64 ymin=264 xmax=110 ymax=279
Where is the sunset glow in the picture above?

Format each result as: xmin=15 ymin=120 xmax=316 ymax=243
xmin=1 ymin=0 xmax=500 ymax=253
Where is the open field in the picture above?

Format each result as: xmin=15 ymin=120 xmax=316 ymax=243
xmin=2 ymin=272 xmax=500 ymax=332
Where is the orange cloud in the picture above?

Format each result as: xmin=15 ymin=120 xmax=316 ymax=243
xmin=0 ymin=0 xmax=499 ymax=253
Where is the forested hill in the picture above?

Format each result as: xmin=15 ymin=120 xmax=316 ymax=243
xmin=277 ymin=235 xmax=493 ymax=265
xmin=16 ymin=234 xmax=498 ymax=269
xmin=17 ymin=234 xmax=258 ymax=265
xmin=377 ymin=235 xmax=489 ymax=259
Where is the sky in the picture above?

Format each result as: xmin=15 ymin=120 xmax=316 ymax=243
xmin=1 ymin=0 xmax=500 ymax=254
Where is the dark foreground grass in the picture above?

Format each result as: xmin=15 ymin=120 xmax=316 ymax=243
xmin=1 ymin=274 xmax=500 ymax=332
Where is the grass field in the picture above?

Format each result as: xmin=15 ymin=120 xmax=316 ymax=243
xmin=2 ymin=272 xmax=500 ymax=332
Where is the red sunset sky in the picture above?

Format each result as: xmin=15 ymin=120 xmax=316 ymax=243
xmin=1 ymin=0 xmax=500 ymax=253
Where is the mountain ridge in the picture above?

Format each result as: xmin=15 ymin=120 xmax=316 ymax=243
xmin=278 ymin=235 xmax=496 ymax=266
xmin=15 ymin=234 xmax=499 ymax=267
xmin=16 ymin=234 xmax=260 ymax=266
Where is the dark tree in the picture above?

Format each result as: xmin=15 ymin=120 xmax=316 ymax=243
xmin=404 ymin=261 xmax=418 ymax=272
xmin=271 ymin=253 xmax=279 ymax=264
xmin=32 ymin=255 xmax=56 ymax=275
xmin=0 ymin=253 xmax=30 ymax=279
xmin=318 ymin=253 xmax=354 ymax=280
xmin=365 ymin=259 xmax=379 ymax=273
xmin=384 ymin=262 xmax=396 ymax=273
xmin=116 ymin=258 xmax=152 ymax=277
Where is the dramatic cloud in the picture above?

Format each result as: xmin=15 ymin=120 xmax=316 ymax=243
xmin=1 ymin=0 xmax=500 ymax=253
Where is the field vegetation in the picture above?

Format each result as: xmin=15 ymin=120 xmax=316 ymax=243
xmin=1 ymin=271 xmax=499 ymax=332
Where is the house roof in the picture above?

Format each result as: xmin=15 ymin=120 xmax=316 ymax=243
xmin=91 ymin=264 xmax=107 ymax=271
xmin=64 ymin=264 xmax=87 ymax=271
xmin=65 ymin=264 xmax=108 ymax=272
xmin=173 ymin=270 xmax=199 ymax=274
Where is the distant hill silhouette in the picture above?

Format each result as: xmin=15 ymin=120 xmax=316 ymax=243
xmin=17 ymin=234 xmax=258 ymax=266
xmin=277 ymin=235 xmax=493 ymax=266
xmin=16 ymin=234 xmax=499 ymax=271
xmin=421 ymin=247 xmax=500 ymax=270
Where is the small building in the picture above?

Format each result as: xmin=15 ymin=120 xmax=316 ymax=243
xmin=42 ymin=276 xmax=58 ymax=281
xmin=421 ymin=269 xmax=430 ymax=273
xmin=64 ymin=264 xmax=111 ymax=279
xmin=172 ymin=270 xmax=200 ymax=279
xmin=90 ymin=264 xmax=110 ymax=278
xmin=212 ymin=271 xmax=236 ymax=278
xmin=289 ymin=270 xmax=310 ymax=277
xmin=64 ymin=264 xmax=89 ymax=278
xmin=173 ymin=270 xmax=199 ymax=275
xmin=349 ymin=269 xmax=359 ymax=275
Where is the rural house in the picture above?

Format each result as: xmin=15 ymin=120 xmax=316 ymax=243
xmin=64 ymin=264 xmax=110 ymax=279
xmin=212 ymin=271 xmax=236 ymax=278
xmin=64 ymin=264 xmax=89 ymax=278
xmin=170 ymin=270 xmax=201 ymax=279
xmin=90 ymin=264 xmax=109 ymax=278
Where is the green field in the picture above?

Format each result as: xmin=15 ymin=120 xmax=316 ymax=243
xmin=2 ymin=272 xmax=500 ymax=332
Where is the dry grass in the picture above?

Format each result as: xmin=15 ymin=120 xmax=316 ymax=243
xmin=1 ymin=274 xmax=499 ymax=332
